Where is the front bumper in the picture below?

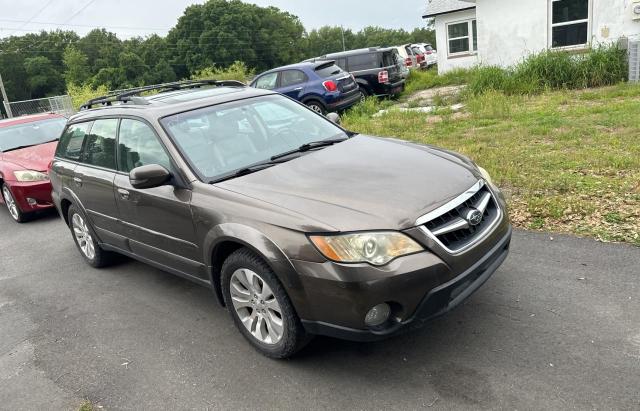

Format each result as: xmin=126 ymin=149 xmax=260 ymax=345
xmin=297 ymin=225 xmax=511 ymax=341
xmin=3 ymin=181 xmax=54 ymax=213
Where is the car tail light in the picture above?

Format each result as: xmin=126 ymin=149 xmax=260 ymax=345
xmin=323 ymin=80 xmax=338 ymax=92
xmin=405 ymin=57 xmax=413 ymax=67
xmin=378 ymin=70 xmax=389 ymax=84
xmin=426 ymin=50 xmax=433 ymax=55
xmin=417 ymin=54 xmax=425 ymax=63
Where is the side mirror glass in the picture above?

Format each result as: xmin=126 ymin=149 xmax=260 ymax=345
xmin=326 ymin=112 xmax=341 ymax=125
xmin=129 ymin=164 xmax=171 ymax=189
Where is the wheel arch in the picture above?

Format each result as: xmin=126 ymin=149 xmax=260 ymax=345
xmin=204 ymin=223 xmax=305 ymax=310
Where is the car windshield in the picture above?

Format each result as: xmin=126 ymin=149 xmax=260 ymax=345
xmin=0 ymin=117 xmax=66 ymax=152
xmin=161 ymin=94 xmax=348 ymax=181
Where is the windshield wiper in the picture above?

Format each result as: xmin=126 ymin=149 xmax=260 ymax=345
xmin=209 ymin=160 xmax=288 ymax=184
xmin=270 ymin=137 xmax=348 ymax=161
xmin=2 ymin=138 xmax=59 ymax=153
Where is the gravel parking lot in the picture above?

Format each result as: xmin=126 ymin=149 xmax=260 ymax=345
xmin=0 ymin=210 xmax=638 ymax=410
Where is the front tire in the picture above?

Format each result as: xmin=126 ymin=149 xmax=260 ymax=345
xmin=67 ymin=205 xmax=113 ymax=268
xmin=2 ymin=184 xmax=29 ymax=223
xmin=221 ymin=248 xmax=310 ymax=359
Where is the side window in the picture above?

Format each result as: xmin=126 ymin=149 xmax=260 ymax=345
xmin=254 ymin=72 xmax=278 ymax=90
xmin=280 ymin=70 xmax=307 ymax=87
xmin=82 ymin=119 xmax=118 ymax=169
xmin=56 ymin=122 xmax=92 ymax=161
xmin=118 ymin=119 xmax=172 ymax=173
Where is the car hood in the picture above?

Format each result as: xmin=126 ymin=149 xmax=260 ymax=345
xmin=1 ymin=141 xmax=57 ymax=171
xmin=218 ymin=135 xmax=480 ymax=232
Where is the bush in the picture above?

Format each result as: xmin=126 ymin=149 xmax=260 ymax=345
xmin=191 ymin=61 xmax=255 ymax=83
xmin=66 ymin=82 xmax=109 ymax=110
xmin=466 ymin=44 xmax=628 ymax=96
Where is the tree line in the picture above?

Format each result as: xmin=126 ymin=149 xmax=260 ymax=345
xmin=0 ymin=0 xmax=434 ymax=108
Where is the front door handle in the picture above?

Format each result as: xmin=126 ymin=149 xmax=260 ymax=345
xmin=117 ymin=188 xmax=130 ymax=200
xmin=73 ymin=177 xmax=82 ymax=187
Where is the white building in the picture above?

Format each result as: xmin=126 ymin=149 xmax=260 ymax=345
xmin=424 ymin=0 xmax=640 ymax=73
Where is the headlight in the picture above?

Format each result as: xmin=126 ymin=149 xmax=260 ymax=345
xmin=309 ymin=232 xmax=423 ymax=266
xmin=14 ymin=170 xmax=49 ymax=182
xmin=477 ymin=166 xmax=494 ymax=186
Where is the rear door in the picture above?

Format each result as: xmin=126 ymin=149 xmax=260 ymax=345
xmin=113 ymin=118 xmax=203 ymax=279
xmin=278 ymin=70 xmax=308 ymax=100
xmin=73 ymin=118 xmax=121 ymax=242
xmin=51 ymin=121 xmax=93 ymax=212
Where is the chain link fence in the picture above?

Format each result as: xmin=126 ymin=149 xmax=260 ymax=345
xmin=3 ymin=95 xmax=75 ymax=118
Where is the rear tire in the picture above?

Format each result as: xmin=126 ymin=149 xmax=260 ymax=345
xmin=305 ymin=100 xmax=326 ymax=115
xmin=2 ymin=184 xmax=29 ymax=223
xmin=67 ymin=205 xmax=113 ymax=268
xmin=358 ymin=86 xmax=369 ymax=103
xmin=221 ymin=248 xmax=311 ymax=359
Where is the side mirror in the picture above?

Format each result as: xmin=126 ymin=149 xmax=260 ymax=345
xmin=129 ymin=164 xmax=171 ymax=189
xmin=326 ymin=112 xmax=341 ymax=125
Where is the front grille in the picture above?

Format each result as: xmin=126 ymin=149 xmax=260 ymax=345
xmin=420 ymin=182 xmax=500 ymax=253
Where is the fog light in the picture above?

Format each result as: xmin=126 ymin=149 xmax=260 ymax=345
xmin=27 ymin=198 xmax=37 ymax=206
xmin=364 ymin=303 xmax=391 ymax=327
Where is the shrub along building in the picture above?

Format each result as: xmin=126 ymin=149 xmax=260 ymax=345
xmin=423 ymin=0 xmax=640 ymax=73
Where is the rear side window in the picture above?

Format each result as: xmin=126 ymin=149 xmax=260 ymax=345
xmin=382 ymin=50 xmax=400 ymax=67
xmin=315 ymin=63 xmax=343 ymax=78
xmin=56 ymin=122 xmax=92 ymax=161
xmin=346 ymin=54 xmax=379 ymax=71
xmin=82 ymin=119 xmax=118 ymax=169
xmin=280 ymin=70 xmax=307 ymax=87
xmin=118 ymin=119 xmax=173 ymax=173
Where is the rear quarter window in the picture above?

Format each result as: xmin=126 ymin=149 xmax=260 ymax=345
xmin=346 ymin=54 xmax=379 ymax=71
xmin=55 ymin=122 xmax=92 ymax=161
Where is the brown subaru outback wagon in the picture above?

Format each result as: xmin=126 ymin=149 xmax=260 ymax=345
xmin=50 ymin=80 xmax=511 ymax=358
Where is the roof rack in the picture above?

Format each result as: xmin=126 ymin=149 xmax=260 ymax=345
xmin=79 ymin=79 xmax=246 ymax=111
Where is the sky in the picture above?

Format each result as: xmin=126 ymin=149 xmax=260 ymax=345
xmin=0 ymin=0 xmax=429 ymax=39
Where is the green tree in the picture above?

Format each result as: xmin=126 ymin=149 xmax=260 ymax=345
xmin=63 ymin=45 xmax=90 ymax=85
xmin=23 ymin=56 xmax=63 ymax=97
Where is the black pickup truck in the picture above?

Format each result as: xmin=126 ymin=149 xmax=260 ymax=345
xmin=305 ymin=47 xmax=406 ymax=101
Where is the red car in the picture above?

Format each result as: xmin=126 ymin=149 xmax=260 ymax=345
xmin=0 ymin=113 xmax=67 ymax=222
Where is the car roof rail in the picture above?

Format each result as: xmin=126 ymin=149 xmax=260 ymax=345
xmin=79 ymin=79 xmax=246 ymax=111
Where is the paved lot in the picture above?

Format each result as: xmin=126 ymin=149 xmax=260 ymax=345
xmin=0 ymin=209 xmax=638 ymax=410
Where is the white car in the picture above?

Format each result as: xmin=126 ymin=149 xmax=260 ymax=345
xmin=412 ymin=43 xmax=437 ymax=68
xmin=394 ymin=45 xmax=420 ymax=70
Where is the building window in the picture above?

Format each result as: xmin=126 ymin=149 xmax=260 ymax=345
xmin=447 ymin=20 xmax=477 ymax=56
xmin=550 ymin=0 xmax=590 ymax=48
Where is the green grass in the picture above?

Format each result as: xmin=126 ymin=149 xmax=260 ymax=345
xmin=404 ymin=68 xmax=472 ymax=94
xmin=343 ymin=85 xmax=640 ymax=246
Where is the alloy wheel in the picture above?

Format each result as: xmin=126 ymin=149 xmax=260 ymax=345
xmin=230 ymin=268 xmax=284 ymax=345
xmin=309 ymin=104 xmax=323 ymax=114
xmin=72 ymin=213 xmax=96 ymax=260
xmin=2 ymin=186 xmax=19 ymax=221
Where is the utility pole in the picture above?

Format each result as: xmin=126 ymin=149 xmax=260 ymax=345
xmin=0 ymin=72 xmax=12 ymax=118
xmin=341 ymin=26 xmax=346 ymax=51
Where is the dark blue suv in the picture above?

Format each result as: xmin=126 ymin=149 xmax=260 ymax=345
xmin=250 ymin=61 xmax=361 ymax=115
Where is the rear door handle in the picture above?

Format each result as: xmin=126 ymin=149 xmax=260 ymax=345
xmin=73 ymin=177 xmax=82 ymax=187
xmin=293 ymin=87 xmax=303 ymax=91
xmin=117 ymin=188 xmax=130 ymax=200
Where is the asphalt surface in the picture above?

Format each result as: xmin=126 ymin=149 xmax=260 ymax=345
xmin=0 ymin=208 xmax=638 ymax=411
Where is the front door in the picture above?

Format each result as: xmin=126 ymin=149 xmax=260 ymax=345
xmin=113 ymin=118 xmax=204 ymax=280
